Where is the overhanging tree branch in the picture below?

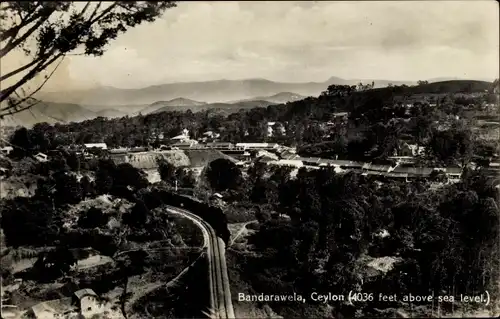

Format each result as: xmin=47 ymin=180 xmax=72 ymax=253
xmin=0 ymin=1 xmax=177 ymax=116
xmin=0 ymin=4 xmax=41 ymax=42
xmin=1 ymin=55 xmax=65 ymax=116
xmin=0 ymin=13 xmax=54 ymax=57
xmin=0 ymin=53 xmax=62 ymax=104
xmin=0 ymin=53 xmax=50 ymax=82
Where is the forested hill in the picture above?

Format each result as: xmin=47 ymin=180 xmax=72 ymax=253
xmin=252 ymin=80 xmax=496 ymax=123
xmin=368 ymin=80 xmax=493 ymax=95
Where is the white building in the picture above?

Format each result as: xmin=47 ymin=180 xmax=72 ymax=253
xmin=84 ymin=143 xmax=108 ymax=150
xmin=171 ymin=139 xmax=199 ymax=148
xmin=235 ymin=143 xmax=279 ymax=150
xmin=268 ymin=159 xmax=304 ymax=168
xmin=0 ymin=146 xmax=13 ymax=155
xmin=170 ymin=135 xmax=189 ymax=142
xmin=34 ymin=152 xmax=48 ymax=162
xmin=74 ymin=289 xmax=103 ymax=318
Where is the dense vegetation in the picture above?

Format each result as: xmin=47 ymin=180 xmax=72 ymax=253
xmin=232 ymin=163 xmax=500 ymax=317
xmin=0 ymin=80 xmax=498 ymax=317
xmin=4 ymin=80 xmax=498 ymax=168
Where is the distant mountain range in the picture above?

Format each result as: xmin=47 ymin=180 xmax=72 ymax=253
xmin=234 ymin=92 xmax=307 ymax=104
xmin=36 ymin=77 xmax=419 ymax=107
xmin=0 ymin=92 xmax=301 ymax=127
xmin=2 ymin=77 xmax=494 ymax=127
xmin=137 ymin=92 xmax=306 ymax=115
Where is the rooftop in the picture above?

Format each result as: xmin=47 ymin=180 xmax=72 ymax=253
xmin=74 ymin=288 xmax=97 ymax=300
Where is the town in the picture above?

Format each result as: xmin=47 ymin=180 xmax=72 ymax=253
xmin=1 ymin=1 xmax=499 ymax=319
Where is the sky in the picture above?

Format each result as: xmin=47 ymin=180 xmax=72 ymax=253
xmin=3 ymin=0 xmax=500 ymax=91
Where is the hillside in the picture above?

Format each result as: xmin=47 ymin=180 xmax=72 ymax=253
xmin=368 ymin=80 xmax=493 ymax=95
xmin=109 ymin=149 xmax=235 ymax=169
xmin=237 ymin=92 xmax=307 ymax=104
xmin=3 ymin=79 xmax=494 ymax=128
xmin=0 ymin=101 xmax=97 ymax=127
xmin=35 ymin=77 xmax=420 ymax=106
xmin=95 ymin=109 xmax=128 ymax=118
xmin=138 ymin=98 xmax=208 ymax=115
xmin=150 ymin=99 xmax=277 ymax=115
xmin=150 ymin=98 xmax=207 ymax=108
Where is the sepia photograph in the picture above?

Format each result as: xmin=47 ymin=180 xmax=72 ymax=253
xmin=0 ymin=1 xmax=499 ymax=318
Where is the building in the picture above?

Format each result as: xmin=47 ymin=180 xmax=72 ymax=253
xmin=255 ymin=150 xmax=279 ymax=163
xmin=73 ymin=289 xmax=103 ymax=318
xmin=170 ymin=134 xmax=189 ymax=142
xmin=83 ymin=143 xmax=108 ymax=150
xmin=109 ymin=148 xmax=129 ymax=154
xmin=267 ymin=123 xmax=274 ymax=137
xmin=444 ymin=167 xmax=462 ymax=179
xmin=34 ymin=152 xmax=48 ymax=162
xmin=331 ymin=112 xmax=349 ymax=123
xmin=0 ymin=146 xmax=13 ymax=155
xmin=130 ymin=146 xmax=149 ymax=153
xmin=170 ymin=128 xmax=191 ymax=142
xmin=27 ymin=298 xmax=75 ymax=318
xmin=171 ymin=139 xmax=199 ymax=149
xmin=387 ymin=156 xmax=416 ymax=165
xmin=211 ymin=193 xmax=223 ymax=199
xmin=206 ymin=142 xmax=234 ymax=149
xmin=362 ymin=163 xmax=392 ymax=173
xmin=268 ymin=159 xmax=304 ymax=168
xmin=235 ymin=143 xmax=279 ymax=150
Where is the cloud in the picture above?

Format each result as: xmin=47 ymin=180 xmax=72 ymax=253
xmin=5 ymin=1 xmax=499 ymax=91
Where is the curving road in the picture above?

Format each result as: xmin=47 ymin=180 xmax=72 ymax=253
xmin=166 ymin=206 xmax=235 ymax=319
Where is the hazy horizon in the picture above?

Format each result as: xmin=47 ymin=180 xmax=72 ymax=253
xmin=4 ymin=1 xmax=499 ymax=92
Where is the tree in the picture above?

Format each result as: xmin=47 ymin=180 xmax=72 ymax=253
xmin=78 ymin=207 xmax=109 ymax=229
xmin=9 ymin=126 xmax=31 ymax=158
xmin=1 ymin=1 xmax=177 ymax=117
xmin=0 ymin=197 xmax=60 ymax=247
xmin=206 ymin=158 xmax=242 ymax=192
xmin=34 ymin=246 xmax=77 ymax=280
xmin=320 ymin=85 xmax=357 ymax=98
xmin=80 ymin=175 xmax=95 ymax=199
xmin=95 ymin=159 xmax=116 ymax=194
xmin=53 ymin=171 xmax=82 ymax=205
xmin=66 ymin=151 xmax=81 ymax=172
xmin=125 ymin=200 xmax=149 ymax=226
xmin=157 ymin=158 xmax=176 ymax=184
xmin=247 ymin=161 xmax=267 ymax=183
xmin=114 ymin=163 xmax=149 ymax=190
xmin=175 ymin=167 xmax=196 ymax=188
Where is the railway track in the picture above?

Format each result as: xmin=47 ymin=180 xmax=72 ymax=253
xmin=166 ymin=206 xmax=235 ymax=319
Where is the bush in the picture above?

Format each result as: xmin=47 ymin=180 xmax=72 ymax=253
xmin=77 ymin=207 xmax=109 ymax=229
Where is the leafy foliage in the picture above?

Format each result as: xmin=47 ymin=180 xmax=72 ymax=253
xmin=1 ymin=1 xmax=177 ymax=116
xmin=205 ymin=158 xmax=242 ymax=192
xmin=77 ymin=207 xmax=109 ymax=229
xmin=0 ymin=197 xmax=61 ymax=247
xmin=241 ymin=165 xmax=499 ymax=317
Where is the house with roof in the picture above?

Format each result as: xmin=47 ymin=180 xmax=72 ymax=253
xmin=235 ymin=143 xmax=279 ymax=150
xmin=27 ymin=297 xmax=76 ymax=318
xmin=26 ymin=289 xmax=106 ymax=319
xmin=73 ymin=288 xmax=103 ymax=318
xmin=255 ymin=150 xmax=279 ymax=162
xmin=332 ymin=112 xmax=349 ymax=119
xmin=268 ymin=159 xmax=304 ymax=168
xmin=170 ymin=134 xmax=189 ymax=142
xmin=171 ymin=139 xmax=199 ymax=149
xmin=83 ymin=143 xmax=108 ymax=150
xmin=34 ymin=152 xmax=48 ymax=162
xmin=0 ymin=146 xmax=13 ymax=155
xmin=206 ymin=142 xmax=234 ymax=149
